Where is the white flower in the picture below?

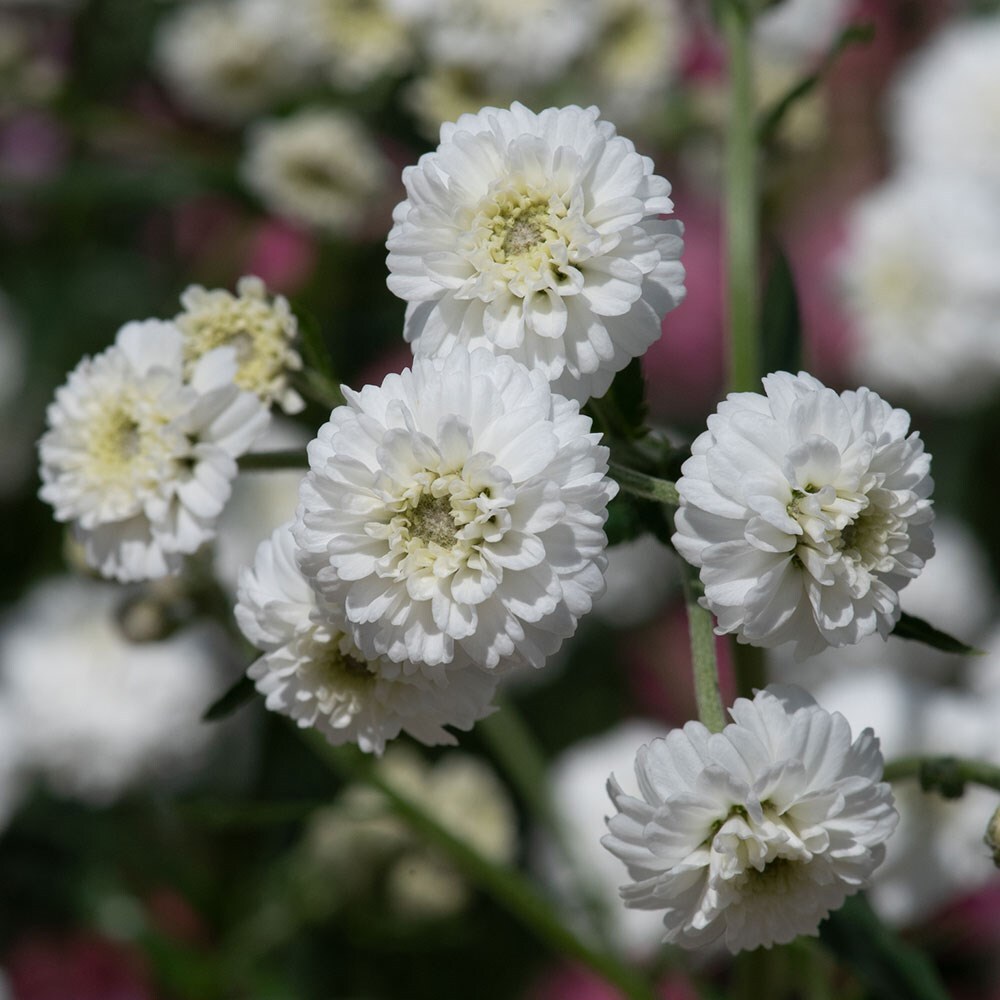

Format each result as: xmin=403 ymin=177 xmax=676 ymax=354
xmin=0 ymin=577 xmax=223 ymax=804
xmin=176 ymin=275 xmax=303 ymax=414
xmin=412 ymin=0 xmax=600 ymax=89
xmin=754 ymin=0 xmax=853 ymax=64
xmin=38 ymin=320 xmax=270 ymax=582
xmin=672 ymin=371 xmax=934 ymax=658
xmin=602 ymin=685 xmax=898 ymax=953
xmin=386 ymin=102 xmax=685 ymax=402
xmin=154 ymin=0 xmax=306 ymax=123
xmin=242 ymin=108 xmax=389 ymax=237
xmin=294 ymin=347 xmax=617 ymax=672
xmin=286 ymin=0 xmax=413 ymax=90
xmin=840 ymin=172 xmax=1000 ymax=411
xmin=892 ymin=17 xmax=1000 ymax=191
xmin=537 ymin=720 xmax=673 ymax=958
xmin=236 ymin=522 xmax=499 ymax=754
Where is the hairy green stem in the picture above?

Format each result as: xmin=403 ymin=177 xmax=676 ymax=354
xmin=609 ymin=462 xmax=679 ymax=505
xmin=238 ymin=450 xmax=309 ymax=472
xmin=721 ymin=0 xmax=761 ymax=394
xmin=883 ymin=756 xmax=1000 ymax=795
xmin=313 ymin=738 xmax=657 ymax=1000
xmin=681 ymin=573 xmax=727 ymax=733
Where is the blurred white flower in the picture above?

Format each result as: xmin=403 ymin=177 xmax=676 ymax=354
xmin=602 ymin=685 xmax=898 ymax=953
xmin=235 ymin=523 xmax=498 ymax=754
xmin=592 ymin=533 xmax=677 ymax=629
xmin=402 ymin=67 xmax=515 ymax=143
xmin=816 ymin=670 xmax=1000 ymax=926
xmin=892 ymin=18 xmax=1000 ymax=191
xmin=38 ymin=320 xmax=270 ymax=582
xmin=294 ymin=348 xmax=616 ymax=673
xmin=176 ymin=275 xmax=303 ymax=414
xmin=754 ymin=0 xmax=852 ymax=64
xmin=0 ymin=701 xmax=26 ymax=830
xmin=0 ymin=577 xmax=223 ymax=804
xmin=242 ymin=108 xmax=389 ymax=237
xmin=673 ymin=371 xmax=934 ymax=658
xmin=583 ymin=0 xmax=685 ymax=126
xmin=386 ymin=102 xmax=685 ymax=402
xmin=413 ymin=0 xmax=599 ymax=89
xmin=286 ymin=0 xmax=413 ymax=90
xmin=537 ymin=719 xmax=670 ymax=958
xmin=154 ymin=0 xmax=306 ymax=123
xmin=840 ymin=172 xmax=1000 ymax=410
xmin=304 ymin=745 xmax=517 ymax=918
xmin=213 ymin=417 xmax=308 ymax=593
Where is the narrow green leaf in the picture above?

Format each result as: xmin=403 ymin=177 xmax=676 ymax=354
xmin=760 ymin=247 xmax=802 ymax=376
xmin=292 ymin=303 xmax=339 ymax=386
xmin=203 ymin=674 xmax=256 ymax=722
xmin=820 ymin=895 xmax=950 ymax=1000
xmin=597 ymin=357 xmax=648 ymax=440
xmin=892 ymin=612 xmax=981 ymax=656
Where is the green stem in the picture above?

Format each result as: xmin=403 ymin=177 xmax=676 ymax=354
xmin=479 ymin=703 xmax=616 ymax=948
xmin=609 ymin=462 xmax=679 ymax=505
xmin=721 ymin=0 xmax=761 ymax=394
xmin=238 ymin=450 xmax=309 ymax=472
xmin=313 ymin=738 xmax=657 ymax=1000
xmin=883 ymin=756 xmax=1000 ymax=795
xmin=681 ymin=573 xmax=727 ymax=733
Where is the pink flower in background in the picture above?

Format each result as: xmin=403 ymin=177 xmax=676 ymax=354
xmin=525 ymin=964 xmax=698 ymax=1000
xmin=6 ymin=932 xmax=156 ymax=1000
xmin=244 ymin=218 xmax=317 ymax=294
xmin=0 ymin=114 xmax=68 ymax=182
xmin=642 ymin=194 xmax=724 ymax=419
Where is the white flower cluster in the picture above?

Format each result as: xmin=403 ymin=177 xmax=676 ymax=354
xmin=841 ymin=14 xmax=1000 ymax=410
xmin=37 ymin=277 xmax=302 ymax=582
xmin=603 ymin=686 xmax=898 ymax=952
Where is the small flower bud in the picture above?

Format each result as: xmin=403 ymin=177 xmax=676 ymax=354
xmin=984 ymin=806 xmax=1000 ymax=869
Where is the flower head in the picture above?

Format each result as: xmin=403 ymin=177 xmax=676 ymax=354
xmin=672 ymin=371 xmax=934 ymax=658
xmin=176 ymin=275 xmax=303 ymax=413
xmin=386 ymin=103 xmax=685 ymax=402
xmin=38 ymin=320 xmax=270 ymax=582
xmin=602 ymin=685 xmax=898 ymax=953
xmin=242 ymin=108 xmax=389 ymax=237
xmin=293 ymin=347 xmax=617 ymax=672
xmin=236 ymin=523 xmax=498 ymax=754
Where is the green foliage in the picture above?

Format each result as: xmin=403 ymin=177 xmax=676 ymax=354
xmin=760 ymin=247 xmax=802 ymax=376
xmin=892 ymin=612 xmax=981 ymax=656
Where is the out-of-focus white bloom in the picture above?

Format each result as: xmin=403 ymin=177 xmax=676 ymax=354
xmin=286 ymin=0 xmax=412 ymax=90
xmin=242 ymin=108 xmax=389 ymax=237
xmin=414 ymin=0 xmax=599 ymax=89
xmin=0 ymin=577 xmax=222 ymax=804
xmin=539 ymin=720 xmax=670 ymax=958
xmin=892 ymin=18 xmax=1000 ymax=191
xmin=593 ymin=533 xmax=677 ymax=628
xmin=38 ymin=320 xmax=270 ymax=582
xmin=402 ymin=67 xmax=515 ymax=143
xmin=294 ymin=347 xmax=617 ymax=672
xmin=213 ymin=417 xmax=307 ymax=592
xmin=841 ymin=173 xmax=1000 ymax=410
xmin=583 ymin=0 xmax=685 ymax=125
xmin=603 ymin=685 xmax=898 ymax=952
xmin=0 ymin=701 xmax=25 ymax=830
xmin=386 ymin=102 xmax=685 ymax=402
xmin=303 ymin=745 xmax=517 ymax=917
xmin=236 ymin=523 xmax=498 ymax=754
xmin=154 ymin=0 xmax=306 ymax=123
xmin=176 ymin=275 xmax=303 ymax=414
xmin=754 ymin=0 xmax=852 ymax=64
xmin=815 ymin=670 xmax=1000 ymax=926
xmin=673 ymin=371 xmax=934 ymax=658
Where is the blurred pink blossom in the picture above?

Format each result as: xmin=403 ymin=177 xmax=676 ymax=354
xmin=244 ymin=218 xmax=317 ymax=294
xmin=0 ymin=114 xmax=68 ymax=181
xmin=524 ymin=964 xmax=699 ymax=1000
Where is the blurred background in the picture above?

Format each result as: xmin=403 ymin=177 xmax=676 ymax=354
xmin=2 ymin=0 xmax=1000 ymax=996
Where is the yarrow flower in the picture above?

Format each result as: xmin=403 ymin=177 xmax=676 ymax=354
xmin=235 ymin=523 xmax=498 ymax=754
xmin=38 ymin=320 xmax=270 ymax=582
xmin=602 ymin=685 xmax=898 ymax=953
xmin=672 ymin=372 xmax=934 ymax=658
xmin=242 ymin=108 xmax=389 ymax=237
xmin=293 ymin=347 xmax=617 ymax=672
xmin=176 ymin=275 xmax=304 ymax=414
xmin=385 ymin=102 xmax=685 ymax=402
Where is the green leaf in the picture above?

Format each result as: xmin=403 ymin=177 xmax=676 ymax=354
xmin=203 ymin=674 xmax=256 ymax=722
xmin=292 ymin=303 xmax=337 ymax=383
xmin=892 ymin=612 xmax=981 ymax=656
xmin=820 ymin=895 xmax=950 ymax=1000
xmin=604 ymin=493 xmax=673 ymax=548
xmin=595 ymin=357 xmax=648 ymax=440
xmin=760 ymin=247 xmax=802 ymax=376
xmin=757 ymin=22 xmax=875 ymax=143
